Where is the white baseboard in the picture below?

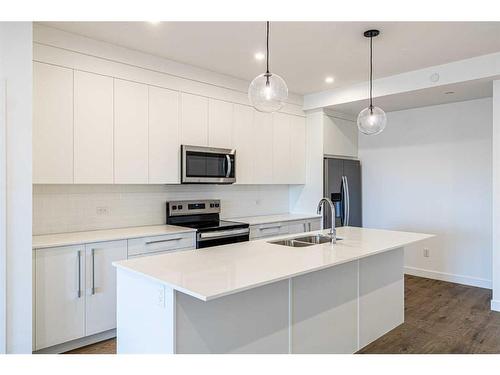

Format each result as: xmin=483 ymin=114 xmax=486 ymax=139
xmin=404 ymin=266 xmax=492 ymax=289
xmin=491 ymin=300 xmax=500 ymax=312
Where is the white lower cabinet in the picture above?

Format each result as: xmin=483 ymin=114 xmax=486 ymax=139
xmin=34 ymin=240 xmax=127 ymax=351
xmin=85 ymin=241 xmax=128 ymax=336
xmin=249 ymin=218 xmax=322 ymax=240
xmin=127 ymin=232 xmax=195 ymax=258
xmin=35 ymin=245 xmax=85 ymax=350
xmin=33 ymin=233 xmax=195 ymax=352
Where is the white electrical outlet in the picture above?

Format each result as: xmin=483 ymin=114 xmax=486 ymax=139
xmin=423 ymin=248 xmax=430 ymax=258
xmin=96 ymin=207 xmax=110 ymax=216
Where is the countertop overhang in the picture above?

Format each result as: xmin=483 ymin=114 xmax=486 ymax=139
xmin=113 ymin=226 xmax=433 ymax=302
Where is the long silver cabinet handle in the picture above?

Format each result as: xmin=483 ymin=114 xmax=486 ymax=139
xmin=260 ymin=225 xmax=282 ymax=231
xmin=308 ymin=222 xmax=312 ymax=231
xmin=145 ymin=237 xmax=182 ymax=245
xmin=303 ymin=222 xmax=307 ymax=232
xmin=91 ymin=248 xmax=96 ymax=295
xmin=77 ymin=250 xmax=82 ymax=298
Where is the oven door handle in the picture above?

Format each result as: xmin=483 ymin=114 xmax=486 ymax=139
xmin=198 ymin=228 xmax=249 ymax=241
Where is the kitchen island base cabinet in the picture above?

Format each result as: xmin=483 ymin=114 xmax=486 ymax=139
xmin=116 ymin=248 xmax=404 ymax=354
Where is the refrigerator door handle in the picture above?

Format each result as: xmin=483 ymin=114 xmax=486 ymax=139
xmin=344 ymin=176 xmax=350 ymax=226
xmin=341 ymin=176 xmax=347 ymax=226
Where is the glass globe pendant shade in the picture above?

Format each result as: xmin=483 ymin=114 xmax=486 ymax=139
xmin=248 ymin=72 xmax=288 ymax=113
xmin=357 ymin=106 xmax=387 ymax=135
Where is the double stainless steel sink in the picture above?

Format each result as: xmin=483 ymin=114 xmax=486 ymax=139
xmin=269 ymin=234 xmax=342 ymax=247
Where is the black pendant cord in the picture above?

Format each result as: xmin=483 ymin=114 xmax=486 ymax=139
xmin=265 ymin=21 xmax=270 ymax=87
xmin=266 ymin=21 xmax=270 ymax=74
xmin=369 ymin=35 xmax=373 ymax=113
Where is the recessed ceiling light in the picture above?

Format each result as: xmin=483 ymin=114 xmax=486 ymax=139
xmin=148 ymin=21 xmax=160 ymax=25
xmin=325 ymin=76 xmax=334 ymax=84
xmin=254 ymin=52 xmax=265 ymax=61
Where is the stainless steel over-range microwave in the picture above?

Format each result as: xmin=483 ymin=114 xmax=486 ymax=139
xmin=181 ymin=145 xmax=236 ymax=184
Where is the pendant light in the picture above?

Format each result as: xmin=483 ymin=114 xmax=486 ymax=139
xmin=357 ymin=29 xmax=387 ymax=135
xmin=248 ymin=21 xmax=288 ymax=113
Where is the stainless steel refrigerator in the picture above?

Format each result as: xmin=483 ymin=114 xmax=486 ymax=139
xmin=323 ymin=157 xmax=362 ymax=228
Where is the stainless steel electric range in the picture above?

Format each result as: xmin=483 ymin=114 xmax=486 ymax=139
xmin=166 ymin=200 xmax=249 ymax=249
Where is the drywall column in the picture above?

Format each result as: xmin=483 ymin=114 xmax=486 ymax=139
xmin=0 ymin=22 xmax=33 ymax=352
xmin=289 ymin=109 xmax=324 ymax=213
xmin=493 ymin=81 xmax=500 ymax=311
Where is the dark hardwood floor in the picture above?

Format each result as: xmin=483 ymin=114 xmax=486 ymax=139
xmin=359 ymin=275 xmax=500 ymax=354
xmin=65 ymin=275 xmax=500 ymax=354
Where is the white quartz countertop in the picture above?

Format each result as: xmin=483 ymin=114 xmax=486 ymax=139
xmin=113 ymin=226 xmax=433 ymax=301
xmin=32 ymin=225 xmax=196 ymax=249
xmin=226 ymin=213 xmax=321 ymax=225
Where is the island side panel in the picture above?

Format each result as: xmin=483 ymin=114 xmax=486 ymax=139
xmin=175 ymin=280 xmax=290 ymax=353
xmin=358 ymin=247 xmax=405 ymax=349
xmin=291 ymin=261 xmax=359 ymax=353
xmin=116 ymin=268 xmax=175 ymax=354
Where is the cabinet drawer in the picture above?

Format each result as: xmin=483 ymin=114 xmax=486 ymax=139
xmin=250 ymin=222 xmax=289 ymax=240
xmin=127 ymin=232 xmax=195 ymax=257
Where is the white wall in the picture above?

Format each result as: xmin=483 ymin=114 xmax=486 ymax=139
xmin=359 ymin=98 xmax=493 ymax=288
xmin=0 ymin=22 xmax=33 ymax=353
xmin=33 ymin=184 xmax=291 ymax=235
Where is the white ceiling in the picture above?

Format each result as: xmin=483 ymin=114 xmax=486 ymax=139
xmin=41 ymin=22 xmax=500 ymax=95
xmin=328 ymin=79 xmax=493 ymax=116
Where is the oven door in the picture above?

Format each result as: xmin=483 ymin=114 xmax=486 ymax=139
xmin=181 ymin=145 xmax=236 ymax=184
xmin=197 ymin=228 xmax=249 ymax=249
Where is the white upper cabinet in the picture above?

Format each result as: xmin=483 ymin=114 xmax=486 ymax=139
xmin=148 ymin=87 xmax=180 ymax=184
xmin=114 ymin=79 xmax=149 ymax=184
xmin=323 ymin=114 xmax=358 ymax=158
xmin=272 ymin=112 xmax=291 ymax=184
xmin=32 ymin=61 xmax=307 ymax=185
xmin=289 ymin=115 xmax=306 ymax=184
xmin=33 ymin=62 xmax=74 ymax=184
xmin=74 ymin=71 xmax=114 ymax=184
xmin=253 ymin=111 xmax=274 ymax=184
xmin=233 ymin=104 xmax=254 ymax=184
xmin=208 ymin=99 xmax=234 ymax=149
xmin=181 ymin=93 xmax=208 ymax=146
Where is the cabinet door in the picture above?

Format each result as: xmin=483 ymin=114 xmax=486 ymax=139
xmin=33 ymin=62 xmax=74 ymax=183
xmin=85 ymin=240 xmax=127 ymax=336
xmin=323 ymin=115 xmax=358 ymax=158
xmin=35 ymin=245 xmax=85 ymax=350
xmin=74 ymin=71 xmax=114 ymax=183
xmin=149 ymin=87 xmax=180 ymax=183
xmin=114 ymin=79 xmax=149 ymax=183
xmin=288 ymin=220 xmax=308 ymax=234
xmin=253 ymin=111 xmax=273 ymax=184
xmin=181 ymin=93 xmax=208 ymax=146
xmin=289 ymin=116 xmax=306 ymax=184
xmin=233 ymin=104 xmax=254 ymax=184
xmin=208 ymin=99 xmax=233 ymax=149
xmin=308 ymin=218 xmax=322 ymax=231
xmin=272 ymin=113 xmax=291 ymax=184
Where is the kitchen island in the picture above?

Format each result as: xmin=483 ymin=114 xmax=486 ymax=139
xmin=113 ymin=226 xmax=432 ymax=354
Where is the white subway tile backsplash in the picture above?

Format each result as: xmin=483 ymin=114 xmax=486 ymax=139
xmin=33 ymin=184 xmax=290 ymax=235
